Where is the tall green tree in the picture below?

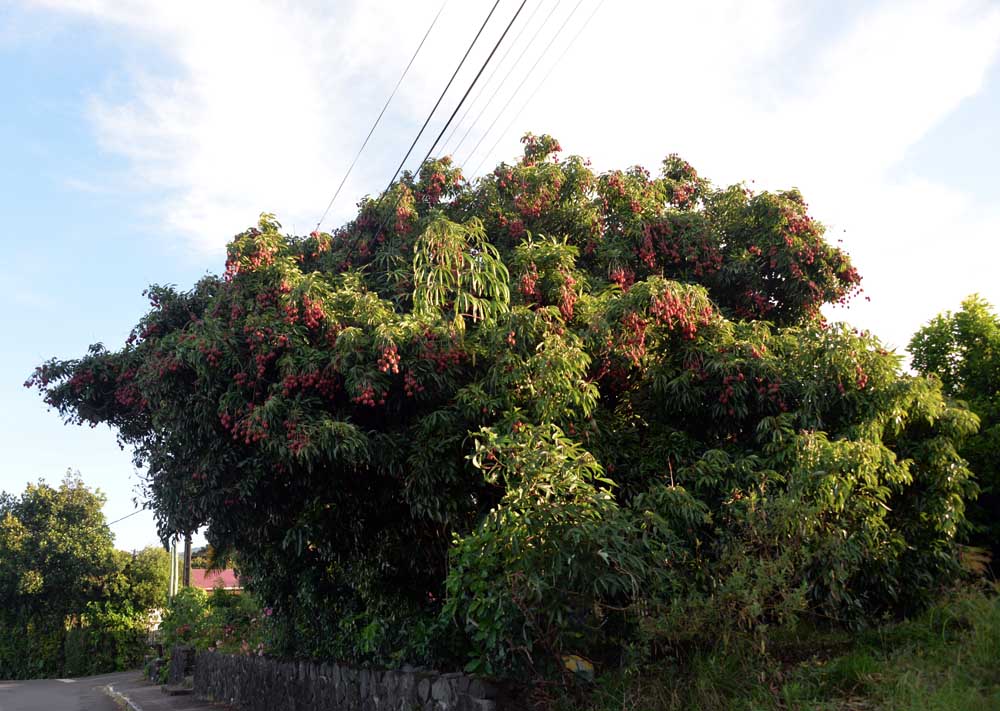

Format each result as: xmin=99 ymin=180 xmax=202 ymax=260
xmin=62 ymin=545 xmax=172 ymax=677
xmin=103 ymin=546 xmax=171 ymax=613
xmin=29 ymin=135 xmax=976 ymax=676
xmin=0 ymin=476 xmax=170 ymax=678
xmin=910 ymin=295 xmax=1000 ymax=554
xmin=0 ymin=473 xmax=116 ymax=678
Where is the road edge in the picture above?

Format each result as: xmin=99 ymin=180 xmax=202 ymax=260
xmin=104 ymin=684 xmax=145 ymax=711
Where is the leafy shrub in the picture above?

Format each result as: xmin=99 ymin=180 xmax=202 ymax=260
xmin=160 ymin=586 xmax=269 ymax=658
xmin=445 ymin=425 xmax=660 ymax=675
xmin=159 ymin=587 xmax=209 ymax=649
xmin=63 ymin=604 xmax=148 ymax=677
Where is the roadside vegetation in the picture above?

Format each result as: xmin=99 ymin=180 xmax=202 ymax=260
xmin=158 ymin=586 xmax=268 ymax=660
xmin=548 ymin=582 xmax=999 ymax=711
xmin=0 ymin=473 xmax=169 ymax=679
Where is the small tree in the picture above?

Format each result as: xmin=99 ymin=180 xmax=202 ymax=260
xmin=910 ymin=295 xmax=1000 ymax=555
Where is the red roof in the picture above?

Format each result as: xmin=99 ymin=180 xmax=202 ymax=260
xmin=190 ymin=568 xmax=241 ymax=590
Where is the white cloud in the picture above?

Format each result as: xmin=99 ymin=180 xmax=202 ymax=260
xmin=23 ymin=0 xmax=1000 ymax=354
xmin=75 ymin=2 xmax=347 ymax=246
xmin=823 ymin=175 xmax=1000 ymax=354
xmin=505 ymin=0 xmax=1000 ymax=353
xmin=27 ymin=0 xmax=535 ymax=250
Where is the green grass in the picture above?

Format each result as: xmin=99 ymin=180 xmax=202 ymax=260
xmin=550 ymin=584 xmax=1000 ymax=711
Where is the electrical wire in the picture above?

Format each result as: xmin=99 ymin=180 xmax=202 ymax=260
xmin=107 ymin=509 xmax=144 ymax=526
xmin=438 ymin=0 xmax=545 ymax=154
xmin=465 ymin=0 xmax=602 ymax=174
xmin=383 ymin=0 xmax=503 ymax=195
xmin=363 ymin=0 xmax=530 ymax=250
xmin=451 ymin=0 xmax=563 ymax=158
xmin=463 ymin=0 xmax=588 ymax=169
xmin=417 ymin=0 xmax=530 ymax=170
xmin=314 ymin=0 xmax=449 ymax=232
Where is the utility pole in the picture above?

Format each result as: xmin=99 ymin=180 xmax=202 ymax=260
xmin=183 ymin=533 xmax=192 ymax=588
xmin=168 ymin=537 xmax=177 ymax=600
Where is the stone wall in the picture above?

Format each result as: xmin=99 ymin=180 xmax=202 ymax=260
xmin=168 ymin=645 xmax=196 ymax=684
xmin=193 ymin=650 xmax=498 ymax=711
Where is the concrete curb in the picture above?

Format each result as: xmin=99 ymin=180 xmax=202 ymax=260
xmin=104 ymin=684 xmax=145 ymax=711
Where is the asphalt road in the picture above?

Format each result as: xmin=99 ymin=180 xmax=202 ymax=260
xmin=0 ymin=670 xmax=136 ymax=711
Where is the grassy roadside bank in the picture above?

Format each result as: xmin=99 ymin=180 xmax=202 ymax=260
xmin=548 ymin=584 xmax=1000 ymax=711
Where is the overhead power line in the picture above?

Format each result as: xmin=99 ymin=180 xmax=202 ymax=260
xmin=451 ymin=0 xmax=564 ymax=159
xmin=468 ymin=0 xmax=604 ymax=176
xmin=362 ymin=0 xmax=530 ymax=253
xmin=438 ymin=0 xmax=546 ymax=154
xmin=383 ymin=0 xmax=503 ymax=195
xmin=417 ymin=0 xmax=530 ymax=171
xmin=314 ymin=0 xmax=449 ymax=232
xmin=463 ymin=0 xmax=588 ymax=168
xmin=107 ymin=509 xmax=144 ymax=526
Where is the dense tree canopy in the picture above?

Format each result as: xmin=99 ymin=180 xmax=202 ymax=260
xmin=104 ymin=546 xmax=171 ymax=616
xmin=910 ymin=295 xmax=1000 ymax=554
xmin=0 ymin=474 xmax=170 ymax=677
xmin=30 ymin=135 xmax=976 ymax=676
xmin=0 ymin=474 xmax=114 ymax=626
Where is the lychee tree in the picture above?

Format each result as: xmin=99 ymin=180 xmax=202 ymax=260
xmin=29 ymin=135 xmax=975 ymax=676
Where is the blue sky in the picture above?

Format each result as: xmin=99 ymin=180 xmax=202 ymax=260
xmin=2 ymin=0 xmax=999 ymax=550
